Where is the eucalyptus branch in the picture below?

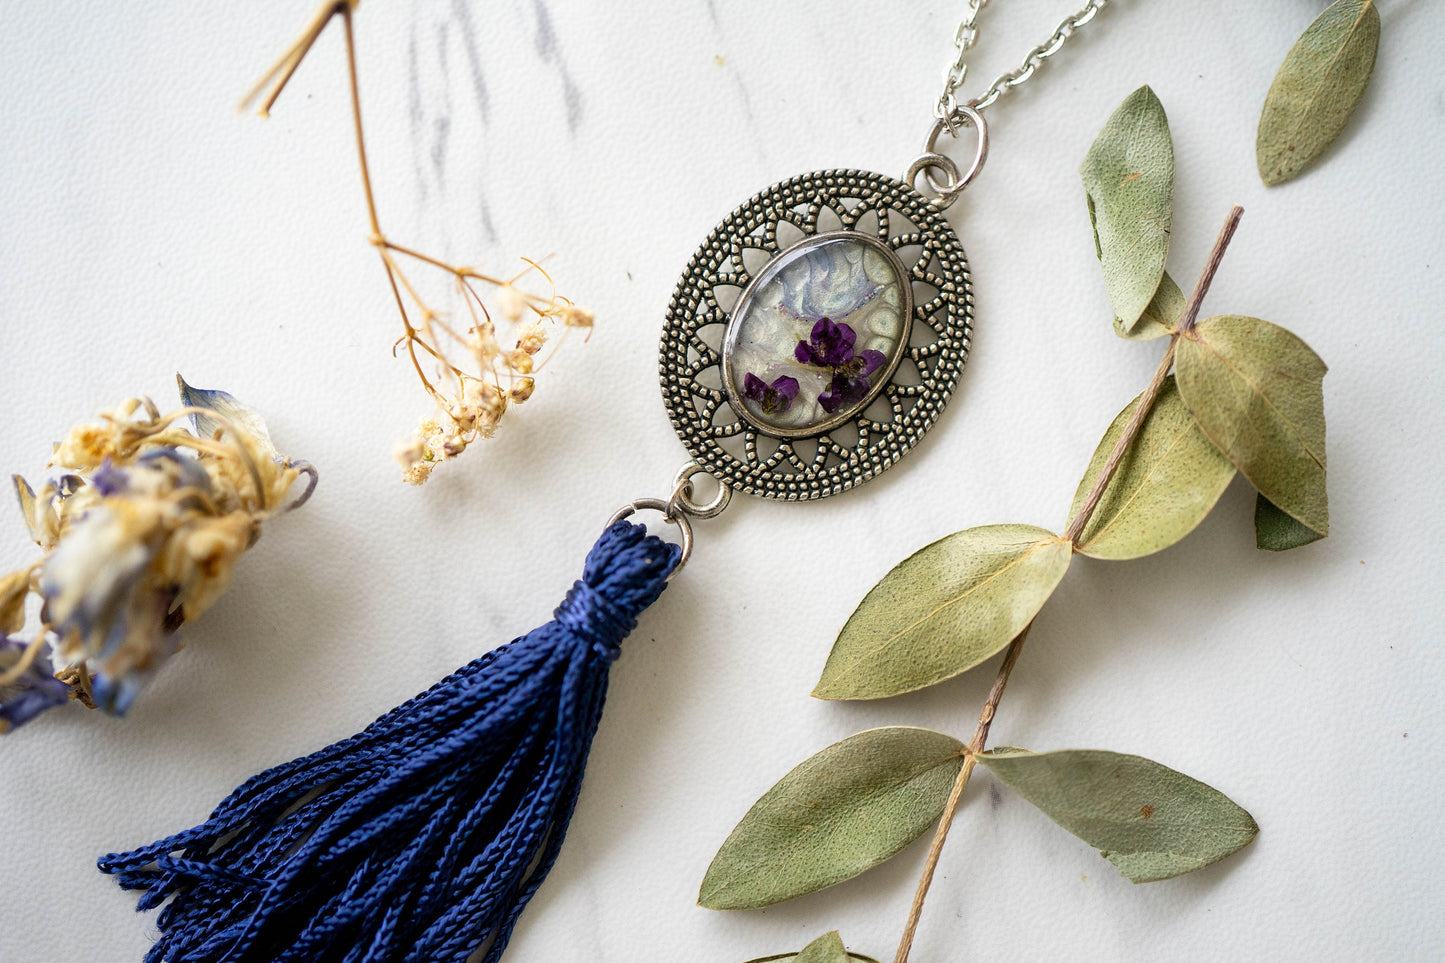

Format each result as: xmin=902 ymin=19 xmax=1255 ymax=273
xmin=891 ymin=205 xmax=1246 ymax=963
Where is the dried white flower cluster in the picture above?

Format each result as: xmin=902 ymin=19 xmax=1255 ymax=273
xmin=390 ymin=268 xmax=594 ymax=486
xmin=0 ymin=378 xmax=314 ymax=730
xmin=239 ymin=0 xmax=594 ymax=486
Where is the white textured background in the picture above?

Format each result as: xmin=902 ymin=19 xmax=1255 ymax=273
xmin=2 ymin=1 xmax=1443 ymax=960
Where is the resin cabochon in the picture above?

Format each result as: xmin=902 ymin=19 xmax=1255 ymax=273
xmin=660 ymin=169 xmax=973 ymax=500
xmin=721 ymin=233 xmax=910 ymax=436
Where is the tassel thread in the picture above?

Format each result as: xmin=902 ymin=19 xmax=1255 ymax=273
xmin=100 ymin=521 xmax=680 ymax=963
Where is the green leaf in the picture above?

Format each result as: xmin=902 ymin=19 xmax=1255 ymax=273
xmin=977 ymin=748 xmax=1259 ymax=883
xmin=741 ymin=932 xmax=879 ymax=963
xmin=1257 ymin=0 xmax=1380 ymax=186
xmin=699 ymin=727 xmax=965 ymax=910
xmin=1081 ymin=85 xmax=1175 ymax=333
xmin=1175 ymin=315 xmax=1329 ymax=536
xmin=793 ymin=932 xmax=848 ymax=963
xmin=1115 ymin=271 xmax=1183 ymax=341
xmin=1069 ymin=376 xmax=1236 ymax=560
xmin=814 ymin=525 xmax=1072 ymax=700
xmin=1254 ymin=493 xmax=1325 ymax=551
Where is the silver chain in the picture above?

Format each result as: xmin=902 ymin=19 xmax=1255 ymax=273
xmin=936 ymin=0 xmax=1109 ymax=127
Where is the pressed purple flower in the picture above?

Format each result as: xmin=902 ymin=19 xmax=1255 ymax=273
xmin=0 ymin=636 xmax=71 ymax=732
xmin=819 ymin=374 xmax=870 ymax=413
xmin=794 ymin=318 xmax=889 ymax=414
xmin=743 ymin=373 xmax=800 ymax=415
xmin=794 ymin=317 xmax=858 ymax=368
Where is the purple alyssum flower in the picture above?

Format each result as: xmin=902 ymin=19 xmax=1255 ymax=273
xmin=818 ymin=347 xmax=886 ymax=413
xmin=794 ymin=317 xmax=857 ymax=368
xmin=790 ymin=318 xmax=888 ymax=413
xmin=743 ymin=373 xmax=801 ymax=415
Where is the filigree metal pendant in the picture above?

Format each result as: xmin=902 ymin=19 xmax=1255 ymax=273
xmin=660 ymin=169 xmax=973 ymax=500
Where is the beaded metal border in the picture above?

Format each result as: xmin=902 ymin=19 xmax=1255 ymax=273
xmin=659 ymin=169 xmax=973 ymax=500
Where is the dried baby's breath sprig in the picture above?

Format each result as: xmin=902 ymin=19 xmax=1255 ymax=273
xmin=246 ymin=1 xmax=593 ymax=485
xmin=0 ymin=378 xmax=315 ymax=730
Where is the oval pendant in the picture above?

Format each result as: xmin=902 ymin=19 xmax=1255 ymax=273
xmin=660 ymin=169 xmax=973 ymax=500
xmin=722 ymin=231 xmax=912 ymax=438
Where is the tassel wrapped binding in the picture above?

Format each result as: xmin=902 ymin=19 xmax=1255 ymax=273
xmin=100 ymin=521 xmax=680 ymax=963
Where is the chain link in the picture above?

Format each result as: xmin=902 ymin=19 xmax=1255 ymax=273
xmin=936 ymin=0 xmax=1108 ymax=127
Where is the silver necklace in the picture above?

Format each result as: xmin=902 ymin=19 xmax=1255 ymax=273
xmin=645 ymin=2 xmax=1109 ymax=538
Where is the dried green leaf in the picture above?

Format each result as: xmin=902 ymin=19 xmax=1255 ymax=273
xmin=1254 ymin=493 xmax=1325 ymax=551
xmin=1116 ymin=271 xmax=1183 ymax=341
xmin=792 ymin=932 xmax=848 ymax=963
xmin=1069 ymin=376 xmax=1236 ymax=560
xmin=977 ymin=748 xmax=1259 ymax=883
xmin=1081 ymin=85 xmax=1175 ymax=333
xmin=1257 ymin=0 xmax=1380 ymax=186
xmin=814 ymin=525 xmax=1072 ymax=700
xmin=1175 ymin=315 xmax=1328 ymax=535
xmin=699 ymin=727 xmax=965 ymax=910
xmin=742 ymin=933 xmax=878 ymax=963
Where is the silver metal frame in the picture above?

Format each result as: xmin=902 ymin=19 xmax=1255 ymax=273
xmin=660 ymin=169 xmax=973 ymax=501
xmin=718 ymin=230 xmax=914 ymax=440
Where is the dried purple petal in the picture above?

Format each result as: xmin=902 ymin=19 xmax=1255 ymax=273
xmin=796 ymin=318 xmax=859 ymax=368
xmin=744 ymin=372 xmax=800 ymax=415
xmin=0 ymin=636 xmax=71 ymax=732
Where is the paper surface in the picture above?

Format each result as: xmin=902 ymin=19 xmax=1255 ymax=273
xmin=1 ymin=1 xmax=1442 ymax=960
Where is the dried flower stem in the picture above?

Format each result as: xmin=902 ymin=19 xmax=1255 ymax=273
xmin=892 ymin=206 xmax=1246 ymax=963
xmin=246 ymin=0 xmax=591 ymax=484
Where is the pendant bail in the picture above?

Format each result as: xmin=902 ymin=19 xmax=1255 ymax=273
xmin=906 ymin=105 xmax=989 ymax=209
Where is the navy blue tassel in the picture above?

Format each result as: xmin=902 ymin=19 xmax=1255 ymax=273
xmin=99 ymin=521 xmax=680 ymax=963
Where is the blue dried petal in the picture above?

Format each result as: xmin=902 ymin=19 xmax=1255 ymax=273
xmin=90 ymin=670 xmax=143 ymax=716
xmin=0 ymin=636 xmax=70 ymax=731
xmin=177 ymin=374 xmax=278 ymax=458
xmin=90 ymin=621 xmax=179 ymax=716
xmin=91 ymin=459 xmax=129 ymax=496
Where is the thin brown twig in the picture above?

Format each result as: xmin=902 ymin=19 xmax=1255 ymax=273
xmin=240 ymin=0 xmax=347 ymax=117
xmin=340 ymin=4 xmax=381 ymax=238
xmin=1062 ymin=339 xmax=1178 ymax=544
xmin=892 ymin=206 xmax=1246 ymax=963
xmin=892 ymin=623 xmax=1030 ymax=963
xmin=1177 ymin=206 xmax=1243 ymax=337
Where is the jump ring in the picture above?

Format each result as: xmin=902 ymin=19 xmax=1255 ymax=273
xmin=911 ymin=104 xmax=989 ymax=206
xmin=668 ymin=462 xmax=732 ymax=519
xmin=905 ymin=152 xmax=962 ymax=210
xmin=605 ymin=498 xmax=693 ymax=579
